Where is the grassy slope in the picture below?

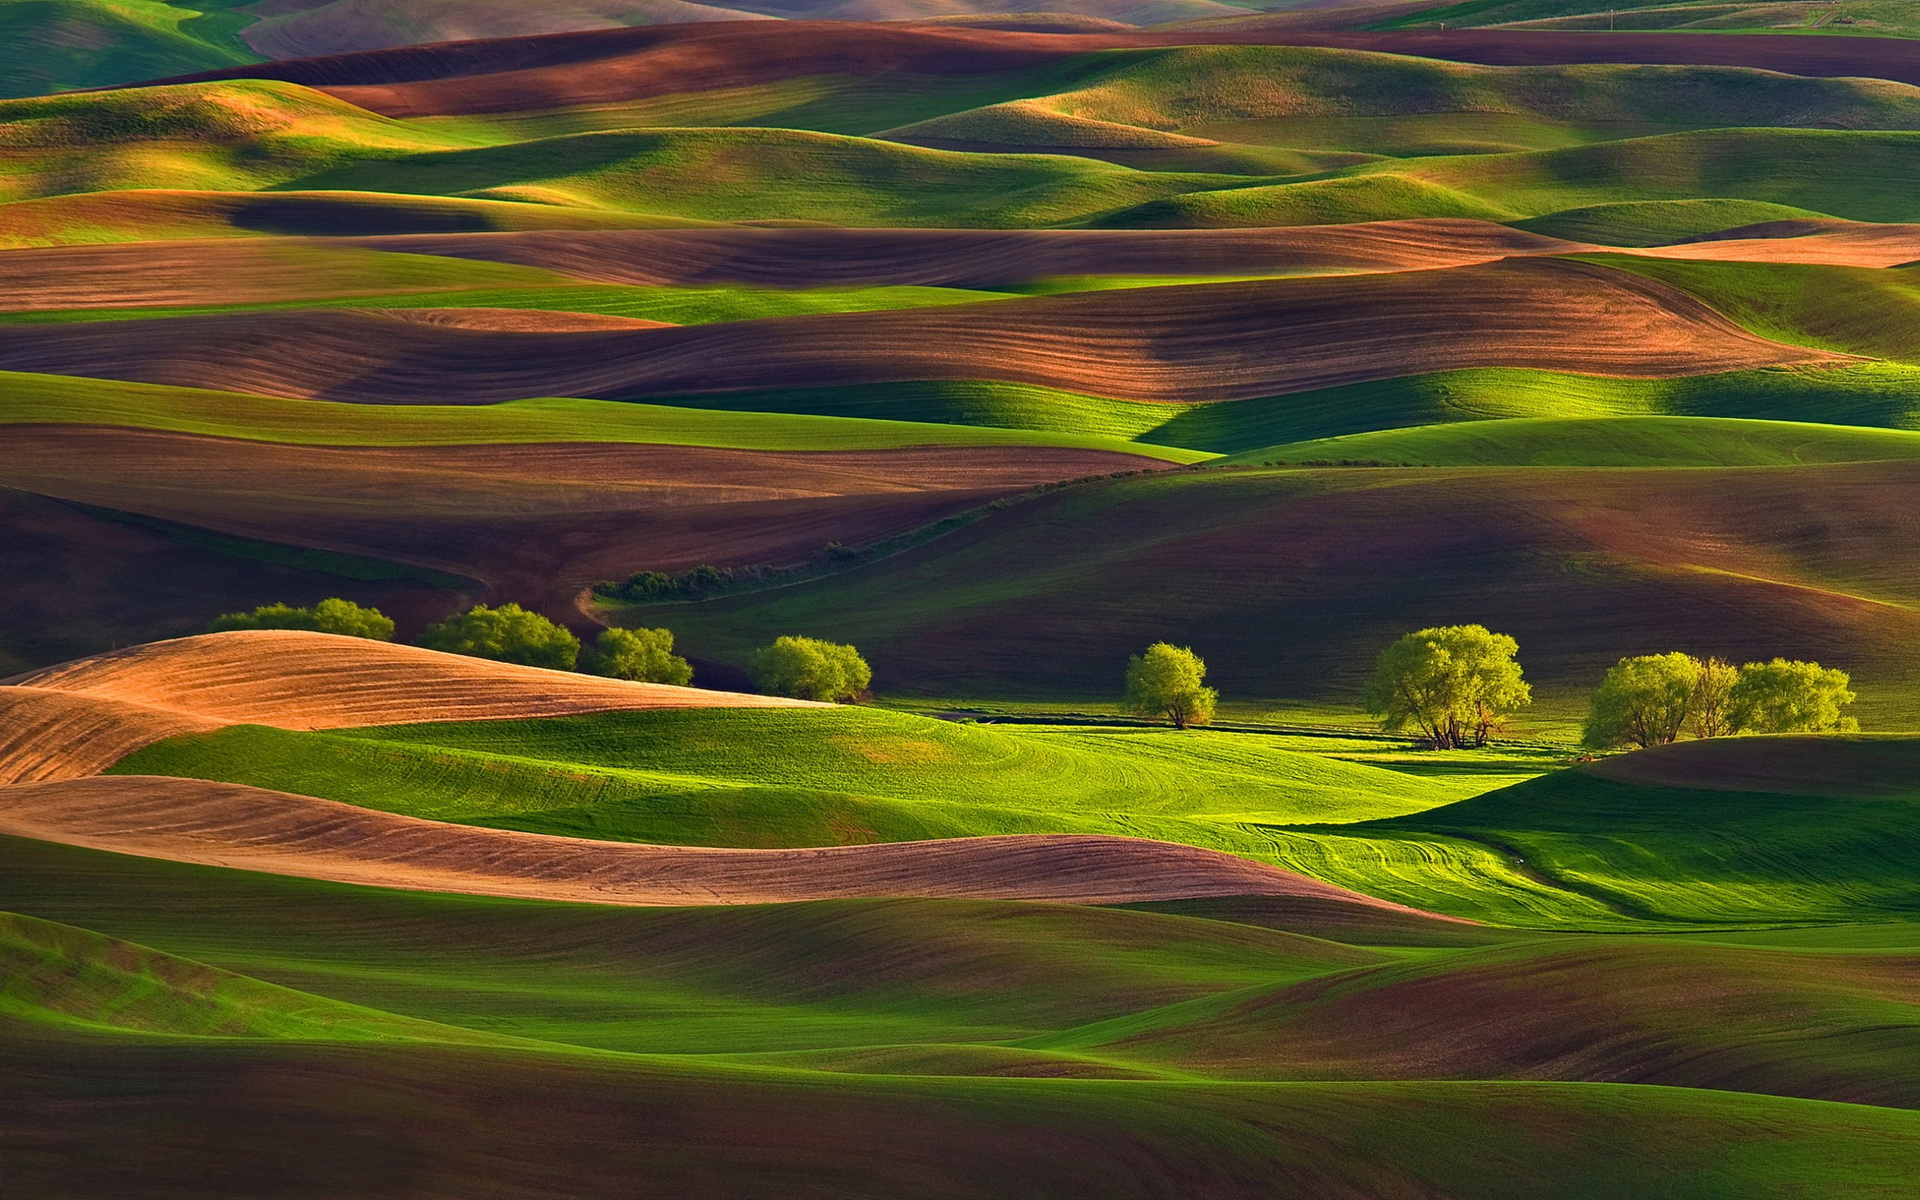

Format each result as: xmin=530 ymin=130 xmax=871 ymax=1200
xmin=107 ymin=714 xmax=1920 ymax=929
xmin=1381 ymin=738 xmax=1920 ymax=923
xmin=5 ymin=64 xmax=1920 ymax=237
xmin=1371 ymin=0 xmax=1920 ymax=36
xmin=647 ymin=365 xmax=1920 ymax=452
xmin=5 ymin=815 xmax=1920 ymax=1190
xmin=0 ymin=371 xmax=1207 ymax=460
xmin=110 ymin=709 xmax=1647 ymax=927
xmin=107 ymin=707 xmax=1494 ymax=828
xmin=0 ymin=0 xmax=259 ymax=100
xmin=900 ymin=45 xmax=1920 ymax=144
xmin=1228 ymin=416 xmax=1920 ymax=467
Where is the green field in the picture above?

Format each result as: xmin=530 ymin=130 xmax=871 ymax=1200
xmin=9 ymin=823 xmax=1920 ymax=1196
xmin=104 ymin=712 xmax=1920 ymax=928
xmin=1232 ymin=415 xmax=1920 ymax=467
xmin=8 ymin=56 xmax=1920 ymax=237
xmin=0 ymin=371 xmax=1207 ymax=460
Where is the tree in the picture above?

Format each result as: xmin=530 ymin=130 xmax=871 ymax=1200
xmin=1123 ymin=643 xmax=1217 ymax=729
xmin=749 ymin=636 xmax=871 ymax=702
xmin=585 ymin=627 xmax=692 ymax=685
xmin=1687 ymin=656 xmax=1739 ymax=740
xmin=419 ymin=603 xmax=580 ymax=670
xmin=1728 ymin=659 xmax=1857 ymax=734
xmin=1364 ymin=624 xmax=1530 ymax=750
xmin=208 ymin=598 xmax=393 ymax=641
xmin=1583 ymin=653 xmax=1699 ymax=750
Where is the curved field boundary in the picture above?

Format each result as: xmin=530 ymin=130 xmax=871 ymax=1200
xmin=0 ymin=687 xmax=225 ymax=786
xmin=335 ymin=221 xmax=1594 ymax=288
xmin=0 ymin=224 xmax=1909 ymax=319
xmin=1583 ymin=735 xmax=1920 ymax=799
xmin=342 ymin=223 xmax=1920 ymax=284
xmin=5 ymin=630 xmax=819 ymax=732
xmin=1632 ymin=221 xmax=1920 ymax=269
xmin=0 ymin=774 xmax=1465 ymax=911
xmin=140 ymin=23 xmax=1920 ymax=117
xmin=0 ymin=260 xmax=1840 ymax=403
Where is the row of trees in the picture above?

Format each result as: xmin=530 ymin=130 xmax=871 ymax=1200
xmin=1117 ymin=625 xmax=1857 ymax=752
xmin=1585 ymin=652 xmax=1856 ymax=748
xmin=1360 ymin=625 xmax=1855 ymax=751
xmin=208 ymin=599 xmax=871 ymax=701
xmin=212 ymin=599 xmax=693 ymax=684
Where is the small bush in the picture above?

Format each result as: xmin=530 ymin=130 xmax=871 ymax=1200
xmin=585 ymin=627 xmax=693 ymax=685
xmin=749 ymin=636 xmax=871 ymax=702
xmin=419 ymin=603 xmax=580 ymax=670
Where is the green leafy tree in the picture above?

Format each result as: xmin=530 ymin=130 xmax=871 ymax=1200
xmin=1123 ymin=643 xmax=1217 ymax=729
xmin=419 ymin=603 xmax=580 ymax=670
xmin=585 ymin=627 xmax=692 ymax=685
xmin=749 ymin=636 xmax=871 ymax=702
xmin=1728 ymin=659 xmax=1857 ymax=734
xmin=1365 ymin=624 xmax=1530 ymax=750
xmin=209 ymin=598 xmax=393 ymax=641
xmin=1584 ymin=652 xmax=1700 ymax=750
xmin=1687 ymin=656 xmax=1739 ymax=740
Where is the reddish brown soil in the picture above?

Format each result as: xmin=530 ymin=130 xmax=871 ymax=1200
xmin=0 ymin=240 xmax=553 ymax=312
xmin=1636 ymin=221 xmax=1920 ymax=268
xmin=343 ymin=220 xmax=1595 ymax=287
xmin=0 ymin=427 xmax=1148 ymax=597
xmin=0 ymin=687 xmax=224 ymax=785
xmin=361 ymin=307 xmax=674 ymax=330
xmin=144 ymin=22 xmax=1920 ymax=117
xmin=5 ymin=630 xmax=817 ymax=730
xmin=0 ymin=224 xmax=1901 ymax=320
xmin=0 ymin=260 xmax=1836 ymax=403
xmin=0 ymin=773 xmax=1450 ymax=909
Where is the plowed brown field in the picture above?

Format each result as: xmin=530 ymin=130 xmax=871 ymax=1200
xmin=0 ymin=687 xmax=223 ymax=785
xmin=5 ymin=630 xmax=818 ymax=730
xmin=0 ymin=774 xmax=1455 ymax=909
xmin=342 ymin=221 xmax=1593 ymax=288
xmin=1634 ymin=221 xmax=1920 ymax=268
xmin=0 ymin=427 xmax=1148 ymax=593
xmin=0 ymin=260 xmax=1837 ymax=403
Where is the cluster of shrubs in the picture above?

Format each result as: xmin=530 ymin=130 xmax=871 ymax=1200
xmin=1357 ymin=625 xmax=1857 ymax=751
xmin=210 ymin=599 xmax=694 ymax=684
xmin=207 ymin=599 xmax=871 ymax=702
xmin=1583 ymin=652 xmax=1856 ymax=749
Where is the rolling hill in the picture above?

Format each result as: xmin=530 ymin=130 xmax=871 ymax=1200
xmin=5 ymin=13 xmax=1920 ymax=1197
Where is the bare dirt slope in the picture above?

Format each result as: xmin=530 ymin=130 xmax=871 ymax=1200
xmin=5 ymin=630 xmax=817 ymax=730
xmin=0 ymin=687 xmax=224 ymax=786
